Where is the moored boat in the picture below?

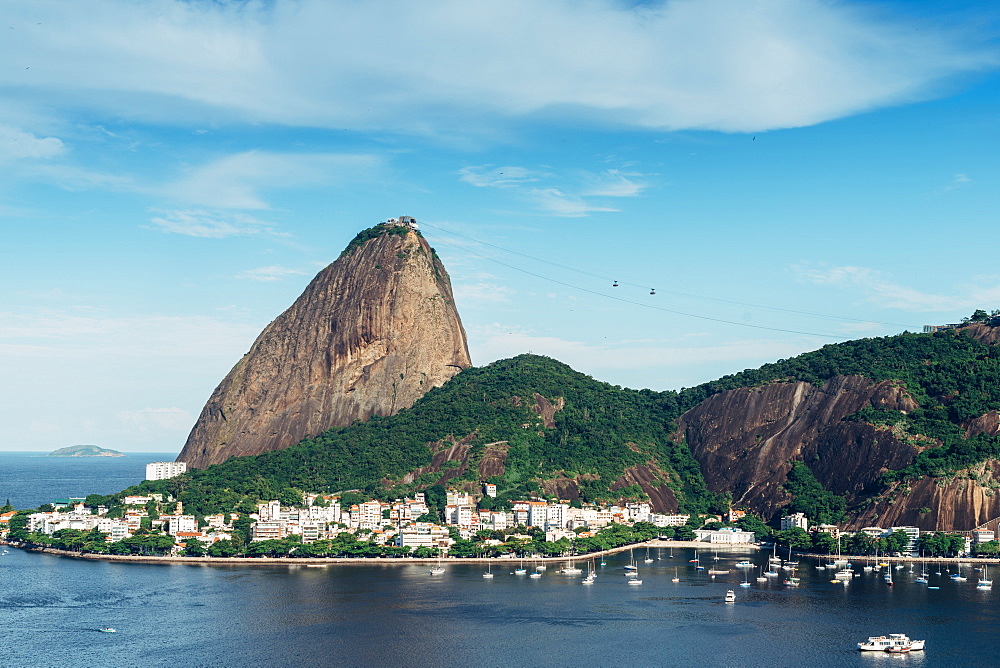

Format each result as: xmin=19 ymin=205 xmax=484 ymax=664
xmin=857 ymin=634 xmax=925 ymax=652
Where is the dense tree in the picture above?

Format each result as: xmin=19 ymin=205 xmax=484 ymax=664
xmin=183 ymin=537 xmax=206 ymax=557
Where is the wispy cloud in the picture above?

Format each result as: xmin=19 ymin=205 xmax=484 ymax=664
xmin=453 ymin=282 xmax=515 ymax=304
xmin=0 ymin=0 xmax=993 ymax=135
xmin=236 ymin=265 xmax=308 ymax=282
xmin=458 ymin=166 xmax=545 ymax=188
xmin=942 ymin=172 xmax=974 ymax=193
xmin=147 ymin=210 xmax=281 ymax=238
xmin=0 ymin=310 xmax=262 ymax=358
xmin=529 ymin=188 xmax=620 ymax=217
xmin=580 ymin=169 xmax=647 ymax=197
xmin=166 ymin=151 xmax=383 ymax=209
xmin=796 ymin=264 xmax=1000 ymax=312
xmin=469 ymin=323 xmax=813 ymax=386
xmin=459 ymin=164 xmax=648 ymax=216
xmin=0 ymin=125 xmax=64 ymax=160
xmin=117 ymin=407 xmax=193 ymax=433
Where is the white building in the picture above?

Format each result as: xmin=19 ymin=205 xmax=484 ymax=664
xmin=888 ymin=526 xmax=921 ymax=556
xmin=650 ymin=514 xmax=690 ymax=528
xmin=396 ymin=523 xmax=451 ymax=550
xmin=145 ymin=462 xmax=187 ymax=481
xmin=161 ymin=515 xmax=197 ymax=535
xmin=780 ymin=513 xmax=809 ymax=532
xmin=545 ymin=503 xmax=568 ymax=530
xmin=693 ymin=527 xmax=756 ymax=544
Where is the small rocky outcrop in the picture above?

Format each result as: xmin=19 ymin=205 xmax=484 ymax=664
xmin=177 ymin=224 xmax=472 ymax=469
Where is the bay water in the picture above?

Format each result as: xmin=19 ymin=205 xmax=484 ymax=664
xmin=2 ymin=452 xmax=997 ymax=667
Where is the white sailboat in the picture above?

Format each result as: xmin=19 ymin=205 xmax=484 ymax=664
xmin=977 ymin=565 xmax=992 ymax=589
xmin=644 ymin=547 xmax=654 ymax=564
xmin=429 ymin=548 xmax=445 ymax=575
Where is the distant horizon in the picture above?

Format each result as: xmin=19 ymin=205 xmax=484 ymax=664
xmin=0 ymin=449 xmax=181 ymax=455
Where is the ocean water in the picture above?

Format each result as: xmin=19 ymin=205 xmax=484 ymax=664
xmin=3 ymin=455 xmax=999 ymax=667
xmin=0 ymin=451 xmax=176 ymax=509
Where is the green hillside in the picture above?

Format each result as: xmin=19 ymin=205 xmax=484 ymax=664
xmin=115 ymin=316 xmax=1000 ymax=520
xmin=126 ymin=354 xmax=722 ymax=516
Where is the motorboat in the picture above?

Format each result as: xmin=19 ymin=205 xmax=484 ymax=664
xmin=98 ymin=628 xmax=117 ymax=633
xmin=724 ymin=590 xmax=736 ymax=603
xmin=857 ymin=634 xmax=925 ymax=652
xmin=735 ymin=561 xmax=753 ymax=568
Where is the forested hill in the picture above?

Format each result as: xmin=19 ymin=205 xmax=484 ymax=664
xmin=130 ymin=354 xmax=723 ymax=517
xmin=123 ymin=317 xmax=1000 ymax=529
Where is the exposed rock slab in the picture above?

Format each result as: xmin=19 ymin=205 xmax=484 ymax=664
xmin=676 ymin=375 xmax=917 ymax=519
xmin=178 ymin=227 xmax=471 ymax=468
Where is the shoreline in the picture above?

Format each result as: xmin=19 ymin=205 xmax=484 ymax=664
xmin=0 ymin=539 xmax=754 ymax=567
xmin=7 ymin=538 xmax=995 ymax=567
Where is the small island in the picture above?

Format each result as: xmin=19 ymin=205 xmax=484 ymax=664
xmin=48 ymin=444 xmax=124 ymax=457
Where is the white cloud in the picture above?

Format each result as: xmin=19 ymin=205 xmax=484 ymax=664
xmin=459 ymin=165 xmax=648 ymax=215
xmin=796 ymin=264 xmax=1000 ymax=312
xmin=166 ymin=151 xmax=382 ymax=209
xmin=453 ymin=282 xmax=515 ymax=304
xmin=236 ymin=265 xmax=307 ymax=281
xmin=0 ymin=310 xmax=262 ymax=358
xmin=529 ymin=188 xmax=620 ymax=217
xmin=458 ymin=166 xmax=545 ymax=188
xmin=580 ymin=169 xmax=647 ymax=197
xmin=942 ymin=172 xmax=974 ymax=192
xmin=0 ymin=0 xmax=992 ymax=134
xmin=0 ymin=125 xmax=64 ymax=160
xmin=147 ymin=210 xmax=280 ymax=238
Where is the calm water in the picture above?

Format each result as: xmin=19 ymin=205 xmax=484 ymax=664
xmin=2 ymin=546 xmax=998 ymax=667
xmin=2 ymin=455 xmax=997 ymax=667
xmin=0 ymin=451 xmax=176 ymax=509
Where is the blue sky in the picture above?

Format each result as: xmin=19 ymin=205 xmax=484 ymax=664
xmin=1 ymin=0 xmax=998 ymax=452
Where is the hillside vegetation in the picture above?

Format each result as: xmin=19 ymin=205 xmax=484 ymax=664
xmin=117 ymin=316 xmax=1000 ymax=523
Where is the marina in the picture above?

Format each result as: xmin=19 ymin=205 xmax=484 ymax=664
xmin=5 ymin=543 xmax=999 ymax=667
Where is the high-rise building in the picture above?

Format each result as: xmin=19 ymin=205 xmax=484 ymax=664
xmin=145 ymin=461 xmax=187 ymax=481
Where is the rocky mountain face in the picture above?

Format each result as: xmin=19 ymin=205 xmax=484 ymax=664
xmin=676 ymin=376 xmax=919 ymax=523
xmin=177 ymin=225 xmax=472 ymax=469
xmin=674 ymin=321 xmax=1000 ymax=531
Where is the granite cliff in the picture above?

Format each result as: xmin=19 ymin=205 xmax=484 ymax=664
xmin=673 ymin=321 xmax=1000 ymax=530
xmin=177 ymin=222 xmax=472 ymax=469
